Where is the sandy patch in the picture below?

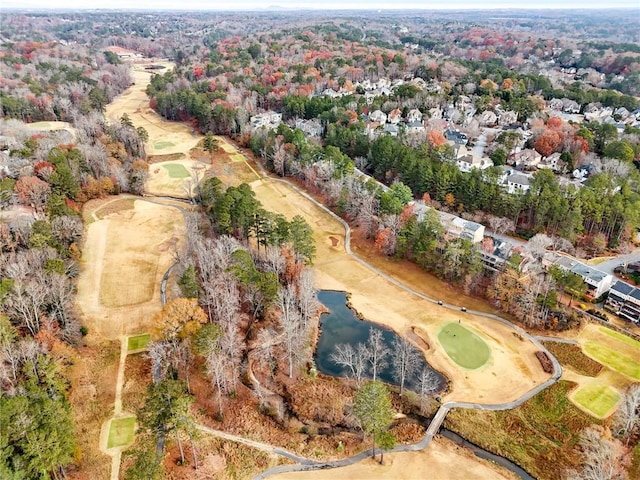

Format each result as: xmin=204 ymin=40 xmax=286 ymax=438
xmin=252 ymin=178 xmax=550 ymax=405
xmin=76 ymin=197 xmax=185 ymax=341
xmin=271 ymin=436 xmax=517 ymax=480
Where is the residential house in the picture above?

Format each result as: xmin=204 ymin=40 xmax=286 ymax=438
xmin=406 ymin=121 xmax=425 ymax=134
xmin=445 ymin=129 xmax=468 ymax=146
xmin=512 ymin=149 xmax=542 ymax=169
xmin=438 ymin=211 xmax=485 ymax=243
xmin=537 ymin=152 xmax=562 ymax=171
xmin=383 ymin=124 xmax=399 ymax=136
xmin=429 ymin=107 xmax=443 ymax=120
xmin=478 ymin=110 xmax=498 ymax=127
xmin=364 ymin=121 xmax=381 ymax=139
xmin=498 ymin=110 xmax=518 ymax=126
xmin=295 ymin=119 xmax=323 ymax=137
xmin=548 ymin=254 xmax=614 ymax=299
xmin=605 ymin=281 xmax=640 ymax=323
xmin=480 ymin=236 xmax=514 ymax=271
xmin=410 ymin=201 xmax=485 ymax=244
xmin=369 ymin=110 xmax=387 ymax=124
xmin=456 ymin=154 xmax=493 ymax=173
xmin=406 ymin=108 xmax=423 ymax=123
xmin=572 ymin=163 xmax=597 ymax=180
xmin=505 ymin=172 xmax=533 ymax=194
xmin=250 ymin=112 xmax=282 ymax=130
xmin=387 ymin=108 xmax=402 ymax=125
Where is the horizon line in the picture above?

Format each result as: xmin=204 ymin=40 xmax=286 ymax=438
xmin=3 ymin=6 xmax=640 ymax=11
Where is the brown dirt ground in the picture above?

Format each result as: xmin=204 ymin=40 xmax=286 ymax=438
xmin=270 ymin=435 xmax=518 ymax=480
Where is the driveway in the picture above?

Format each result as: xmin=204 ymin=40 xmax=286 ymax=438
xmin=595 ymin=250 xmax=640 ymax=275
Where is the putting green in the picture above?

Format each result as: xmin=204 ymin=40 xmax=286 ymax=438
xmin=162 ymin=163 xmax=190 ymax=178
xmin=154 ymin=140 xmax=176 ymax=150
xmin=438 ymin=322 xmax=491 ymax=369
xmin=584 ymin=342 xmax=640 ymax=380
xmin=572 ymin=382 xmax=620 ymax=418
xmin=107 ymin=416 xmax=136 ymax=449
xmin=127 ymin=334 xmax=150 ymax=351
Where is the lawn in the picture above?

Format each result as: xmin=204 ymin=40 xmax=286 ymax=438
xmin=583 ymin=341 xmax=640 ymax=380
xmin=599 ymin=326 xmax=640 ymax=349
xmin=437 ymin=322 xmax=491 ymax=369
xmin=154 ymin=140 xmax=177 ymax=150
xmin=231 ymin=153 xmax=246 ymax=162
xmin=572 ymin=382 xmax=620 ymax=418
xmin=127 ymin=334 xmax=150 ymax=351
xmin=162 ymin=163 xmax=190 ymax=178
xmin=107 ymin=416 xmax=136 ymax=449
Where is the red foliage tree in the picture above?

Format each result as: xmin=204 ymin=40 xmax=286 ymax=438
xmin=427 ymin=130 xmax=447 ymax=148
xmin=533 ymin=130 xmax=564 ymax=157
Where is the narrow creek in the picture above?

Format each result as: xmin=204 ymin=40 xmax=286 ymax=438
xmin=315 ymin=289 xmax=537 ymax=480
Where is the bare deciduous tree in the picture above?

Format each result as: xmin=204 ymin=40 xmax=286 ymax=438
xmin=330 ymin=342 xmax=369 ymax=386
xmin=278 ymin=286 xmax=304 ymax=378
xmin=418 ymin=368 xmax=440 ymax=414
xmin=391 ymin=337 xmax=421 ymax=396
xmin=365 ymin=328 xmax=389 ymax=382
xmin=612 ymin=383 xmax=640 ymax=443
xmin=565 ymin=426 xmax=627 ymax=480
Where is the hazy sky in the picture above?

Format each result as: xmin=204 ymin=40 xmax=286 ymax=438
xmin=9 ymin=0 xmax=640 ymax=10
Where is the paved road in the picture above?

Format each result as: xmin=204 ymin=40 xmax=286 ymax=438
xmin=596 ymin=250 xmax=640 ymax=275
xmin=534 ymin=335 xmax=579 ymax=345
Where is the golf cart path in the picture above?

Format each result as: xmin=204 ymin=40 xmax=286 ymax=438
xmin=208 ymin=139 xmax=563 ymax=479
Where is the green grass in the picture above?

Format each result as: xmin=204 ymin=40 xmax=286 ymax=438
xmin=572 ymin=382 xmax=620 ymax=418
xmin=154 ymin=140 xmax=176 ymax=150
xmin=107 ymin=417 xmax=136 ymax=448
xmin=599 ymin=326 xmax=640 ymax=349
xmin=230 ymin=153 xmax=246 ymax=162
xmin=162 ymin=163 xmax=190 ymax=178
xmin=584 ymin=341 xmax=640 ymax=380
xmin=127 ymin=334 xmax=150 ymax=351
xmin=437 ymin=322 xmax=490 ymax=369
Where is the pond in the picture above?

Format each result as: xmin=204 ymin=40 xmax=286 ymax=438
xmin=315 ymin=290 xmax=446 ymax=393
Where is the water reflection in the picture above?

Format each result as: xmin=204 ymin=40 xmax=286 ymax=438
xmin=315 ymin=290 xmax=446 ymax=392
